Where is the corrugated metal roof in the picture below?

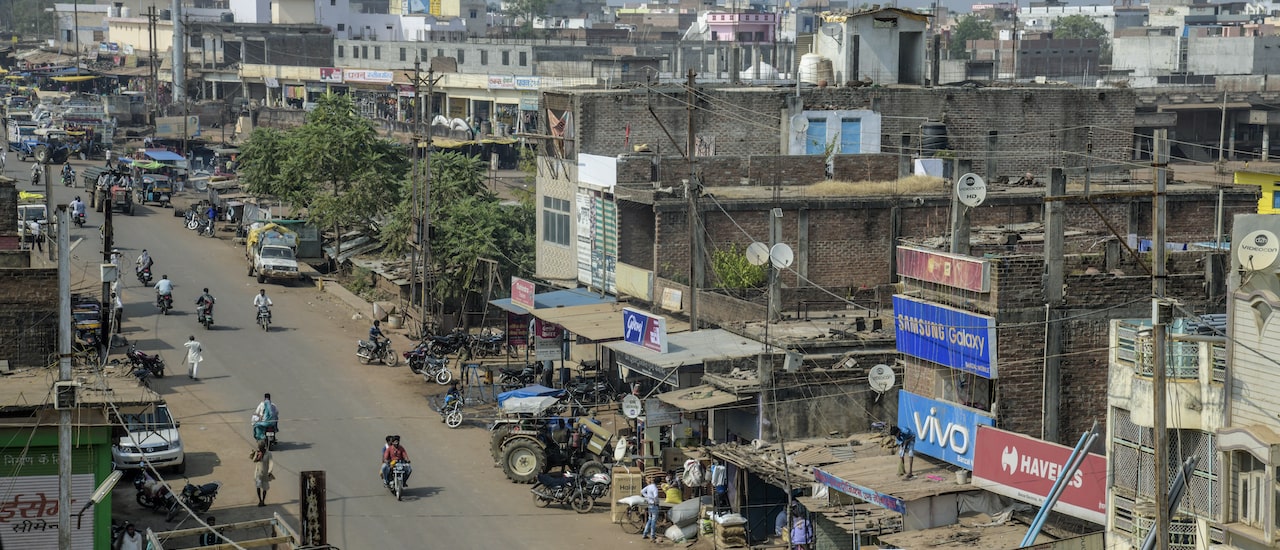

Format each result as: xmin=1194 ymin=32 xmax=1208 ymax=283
xmin=488 ymin=287 xmax=615 ymax=315
xmin=603 ymin=328 xmax=776 ymax=371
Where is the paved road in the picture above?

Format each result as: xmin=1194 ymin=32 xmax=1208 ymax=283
xmin=4 ymin=157 xmax=639 ymax=549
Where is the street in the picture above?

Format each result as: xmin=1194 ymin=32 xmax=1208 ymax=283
xmin=6 ymin=156 xmax=641 ymax=549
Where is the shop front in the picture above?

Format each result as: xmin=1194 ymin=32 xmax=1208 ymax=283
xmin=342 ymin=69 xmax=396 ymax=120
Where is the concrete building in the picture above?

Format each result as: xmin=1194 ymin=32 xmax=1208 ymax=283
xmin=811 ymin=8 xmax=929 ymax=86
xmin=52 ymin=2 xmax=111 ymax=53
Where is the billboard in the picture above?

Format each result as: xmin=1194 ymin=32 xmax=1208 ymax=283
xmin=0 ymin=474 xmax=96 ymax=548
xmin=319 ymin=67 xmax=343 ymax=83
xmin=342 ymin=69 xmax=393 ymax=83
xmin=622 ymin=307 xmax=668 ymax=353
xmin=534 ymin=319 xmax=562 ymax=361
xmin=893 ymin=295 xmax=998 ymax=378
xmin=511 ymin=277 xmax=535 ymax=312
xmin=897 ymin=390 xmax=994 ymax=469
xmin=972 ymin=426 xmax=1107 ymax=525
xmin=896 ymin=246 xmax=990 ymax=292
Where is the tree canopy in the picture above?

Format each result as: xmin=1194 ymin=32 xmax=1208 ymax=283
xmin=504 ymin=0 xmax=550 ymax=35
xmin=1052 ymin=14 xmax=1111 ymax=63
xmin=949 ymin=16 xmax=995 ymax=60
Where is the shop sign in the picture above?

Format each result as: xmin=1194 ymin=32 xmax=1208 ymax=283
xmin=534 ymin=319 xmax=562 ymax=361
xmin=514 ymin=76 xmax=541 ymax=90
xmin=972 ymin=426 xmax=1106 ymax=524
xmin=319 ymin=67 xmax=343 ymax=83
xmin=519 ymin=95 xmax=539 ymax=111
xmin=645 ymin=398 xmax=681 ymax=426
xmin=488 ymin=75 xmax=515 ymax=90
xmin=343 ymin=69 xmax=393 ymax=83
xmin=622 ymin=307 xmax=667 ymax=353
xmin=506 ymin=312 xmax=529 ymax=347
xmin=896 ymin=246 xmax=990 ymax=292
xmin=813 ymin=468 xmax=905 ymax=513
xmin=0 ymin=474 xmax=96 ymax=548
xmin=893 ymin=295 xmax=998 ymax=378
xmin=897 ymin=390 xmax=994 ymax=469
xmin=511 ymin=277 xmax=535 ymax=311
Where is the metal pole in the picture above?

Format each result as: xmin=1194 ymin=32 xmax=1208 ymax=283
xmin=1218 ymin=90 xmax=1228 ymax=164
xmin=45 ymin=157 xmax=53 ymax=261
xmin=56 ymin=204 xmax=72 ymax=550
xmin=1152 ymin=128 xmax=1170 ymax=550
xmin=423 ymin=67 xmax=437 ymax=325
xmin=685 ymin=69 xmax=699 ymax=330
xmin=410 ymin=59 xmax=422 ymax=334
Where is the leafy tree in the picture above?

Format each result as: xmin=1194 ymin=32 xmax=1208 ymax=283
xmin=504 ymin=0 xmax=550 ymax=35
xmin=712 ymin=243 xmax=766 ymax=289
xmin=6 ymin=0 xmax=57 ymax=38
xmin=949 ymin=16 xmax=994 ymax=60
xmin=1052 ymin=14 xmax=1111 ymax=63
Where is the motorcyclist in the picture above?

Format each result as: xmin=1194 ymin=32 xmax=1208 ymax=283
xmin=153 ymin=275 xmax=173 ymax=307
xmin=381 ymin=435 xmax=411 ymax=487
xmin=253 ymin=289 xmax=273 ymax=321
xmin=61 ymin=162 xmax=73 ymax=181
xmin=135 ymin=249 xmax=153 ymax=275
xmin=253 ymin=393 xmax=278 ymax=441
xmin=69 ymin=196 xmax=85 ymax=219
xmin=196 ymin=287 xmax=215 ymax=317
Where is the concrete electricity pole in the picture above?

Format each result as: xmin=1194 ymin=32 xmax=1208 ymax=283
xmin=172 ymin=0 xmax=185 ymax=103
xmin=685 ymin=69 xmax=701 ymax=331
xmin=1151 ymin=128 xmax=1171 ymax=550
xmin=56 ymin=205 xmax=72 ymax=550
xmin=408 ymin=61 xmax=442 ymax=330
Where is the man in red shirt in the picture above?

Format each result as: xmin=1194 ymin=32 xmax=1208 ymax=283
xmin=382 ymin=435 xmax=412 ymax=487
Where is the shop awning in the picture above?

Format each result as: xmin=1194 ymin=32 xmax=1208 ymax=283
xmin=655 ymin=384 xmax=752 ymax=411
xmin=488 ymin=287 xmax=614 ymax=315
xmin=145 ymin=150 xmax=185 ymax=162
xmin=51 ymin=75 xmax=98 ymax=82
xmin=604 ymin=329 xmax=779 ymax=385
xmin=529 ymin=302 xmax=689 ymax=342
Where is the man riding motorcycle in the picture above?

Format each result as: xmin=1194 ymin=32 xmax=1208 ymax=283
xmin=30 ymin=163 xmax=42 ymax=185
xmin=153 ymin=275 xmax=174 ymax=307
xmin=69 ymin=196 xmax=86 ymax=224
xmin=253 ymin=289 xmax=273 ymax=321
xmin=369 ymin=320 xmax=387 ymax=353
xmin=61 ymin=162 xmax=74 ymax=185
xmin=253 ymin=393 xmax=278 ymax=441
xmin=381 ymin=435 xmax=411 ymax=487
xmin=136 ymin=249 xmax=153 ymax=275
xmin=196 ymin=288 xmax=215 ymax=316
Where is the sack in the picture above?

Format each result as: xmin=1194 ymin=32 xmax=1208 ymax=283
xmin=669 ymin=498 xmax=702 ymax=527
xmin=665 ymin=523 xmax=698 ymax=543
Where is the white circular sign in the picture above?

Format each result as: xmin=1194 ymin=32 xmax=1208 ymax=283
xmin=1238 ymin=229 xmax=1280 ymax=271
xmin=955 ymin=173 xmax=987 ymax=208
xmin=868 ymin=364 xmax=895 ymax=393
xmin=621 ymin=394 xmax=643 ymax=419
xmin=614 ymin=439 xmax=628 ymax=462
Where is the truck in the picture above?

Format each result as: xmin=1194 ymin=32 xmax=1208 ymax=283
xmin=246 ymin=223 xmax=301 ymax=284
xmin=17 ymin=192 xmax=52 ymax=246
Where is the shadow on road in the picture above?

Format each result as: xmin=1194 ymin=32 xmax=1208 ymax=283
xmin=177 ymin=451 xmax=223 ymax=478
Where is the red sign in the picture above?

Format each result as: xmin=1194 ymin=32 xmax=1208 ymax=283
xmin=896 ymin=246 xmax=990 ymax=292
xmin=506 ymin=312 xmax=529 ymax=347
xmin=511 ymin=277 xmax=536 ymax=312
xmin=972 ymin=426 xmax=1106 ymax=524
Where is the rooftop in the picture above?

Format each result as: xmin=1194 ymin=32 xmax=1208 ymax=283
xmin=0 ymin=364 xmax=162 ymax=422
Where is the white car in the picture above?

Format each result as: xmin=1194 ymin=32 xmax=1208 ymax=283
xmin=111 ymin=403 xmax=186 ymax=473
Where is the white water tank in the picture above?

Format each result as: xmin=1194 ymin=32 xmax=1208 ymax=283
xmin=121 ymin=6 xmax=131 ymax=17
xmin=798 ymin=53 xmax=825 ymax=84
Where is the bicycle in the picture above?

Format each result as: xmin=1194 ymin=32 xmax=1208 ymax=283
xmin=620 ymin=500 xmax=671 ymax=535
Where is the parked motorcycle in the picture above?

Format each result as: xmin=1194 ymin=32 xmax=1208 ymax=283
xmin=426 ymin=328 xmax=469 ymax=357
xmin=184 ymin=210 xmax=200 ymax=230
xmin=196 ymin=302 xmax=213 ymax=330
xmin=133 ymin=471 xmax=173 ymax=511
xmin=468 ymin=328 xmax=514 ymax=358
xmin=578 ymin=471 xmax=612 ymax=508
xmin=498 ymin=363 xmax=543 ymax=389
xmin=404 ymin=345 xmax=452 ymax=384
xmin=125 ymin=344 xmax=166 ymax=378
xmin=257 ymin=305 xmax=271 ymax=332
xmin=166 ymin=480 xmax=222 ymax=521
xmin=531 ymin=472 xmax=592 ymax=513
xmin=136 ymin=266 xmax=153 ymax=286
xmin=356 ymin=338 xmax=398 ymax=366
xmin=156 ymin=293 xmax=174 ymax=315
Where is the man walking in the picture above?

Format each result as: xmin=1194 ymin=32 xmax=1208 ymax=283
xmin=183 ymin=336 xmax=203 ymax=380
xmin=251 ymin=439 xmax=274 ymax=507
xmin=641 ymin=475 xmax=661 ymax=541
xmin=111 ymin=292 xmax=123 ymax=330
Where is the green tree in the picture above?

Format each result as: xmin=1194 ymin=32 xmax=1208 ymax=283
xmin=712 ymin=243 xmax=766 ymax=289
xmin=1052 ymin=14 xmax=1111 ymax=63
xmin=504 ymin=0 xmax=550 ymax=35
xmin=949 ymin=16 xmax=995 ymax=60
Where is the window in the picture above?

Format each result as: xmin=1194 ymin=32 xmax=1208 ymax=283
xmin=337 ymin=45 xmax=344 ymax=58
xmin=189 ymin=35 xmax=201 ymax=47
xmin=374 ymin=46 xmax=381 ymax=60
xmin=337 ymin=23 xmax=345 ymax=31
xmin=399 ymin=48 xmax=406 ymax=61
xmin=362 ymin=45 xmax=368 ymax=58
xmin=469 ymin=8 xmax=478 ymax=18
xmin=543 ymin=197 xmax=571 ymax=246
xmin=839 ymin=118 xmax=861 ymax=153
xmin=502 ymin=51 xmax=509 ymax=65
xmin=421 ymin=48 xmax=429 ymax=60
xmin=1234 ymin=451 xmax=1266 ymax=528
xmin=519 ymin=52 xmax=527 ymax=66
xmin=352 ymin=46 xmax=359 ymax=59
xmin=437 ymin=49 xmax=444 ymax=58
xmin=457 ymin=49 xmax=465 ymax=64
xmin=480 ymin=50 xmax=488 ymax=65
xmin=330 ymin=0 xmax=335 ymax=4
xmin=805 ymin=119 xmax=827 ymax=155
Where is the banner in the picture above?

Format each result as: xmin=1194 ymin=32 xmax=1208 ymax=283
xmin=893 ymin=295 xmax=998 ymax=378
xmin=488 ymin=75 xmax=515 ymax=90
xmin=506 ymin=312 xmax=529 ymax=347
xmin=319 ymin=67 xmax=343 ymax=83
xmin=342 ymin=69 xmax=393 ymax=83
xmin=534 ymin=319 xmax=562 ymax=361
xmin=511 ymin=277 xmax=535 ymax=311
xmin=972 ymin=426 xmax=1107 ymax=524
xmin=622 ymin=307 xmax=667 ymax=353
xmin=896 ymin=246 xmax=990 ymax=292
xmin=897 ymin=390 xmax=994 ymax=469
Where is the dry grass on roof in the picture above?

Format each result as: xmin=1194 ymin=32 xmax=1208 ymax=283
xmin=709 ymin=175 xmax=947 ymax=199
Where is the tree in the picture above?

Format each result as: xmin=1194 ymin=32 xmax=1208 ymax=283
xmin=1052 ymin=14 xmax=1111 ymax=63
xmin=712 ymin=243 xmax=766 ymax=290
xmin=504 ymin=0 xmax=550 ymax=35
xmin=6 ymin=0 xmax=57 ymax=38
xmin=949 ymin=16 xmax=995 ymax=60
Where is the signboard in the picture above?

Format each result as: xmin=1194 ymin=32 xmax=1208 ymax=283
xmin=511 ymin=277 xmax=536 ymax=312
xmin=972 ymin=426 xmax=1107 ymax=525
xmin=319 ymin=67 xmax=343 ymax=83
xmin=514 ymin=76 xmax=541 ymax=90
xmin=621 ymin=394 xmax=642 ymax=418
xmin=534 ymin=319 xmax=562 ymax=361
xmin=896 ymin=246 xmax=990 ymax=292
xmin=645 ymin=398 xmax=681 ymax=426
xmin=0 ymin=474 xmax=96 ymax=548
xmin=893 ymin=295 xmax=998 ymax=378
xmin=342 ymin=69 xmax=393 ymax=83
xmin=506 ymin=312 xmax=529 ymax=347
xmin=154 ymin=116 xmax=199 ymax=139
xmin=299 ymin=471 xmax=328 ymax=547
xmin=622 ymin=307 xmax=668 ymax=353
xmin=897 ymin=390 xmax=995 ymax=469
xmin=488 ymin=75 xmax=515 ymax=90
xmin=813 ymin=467 xmax=906 ymax=514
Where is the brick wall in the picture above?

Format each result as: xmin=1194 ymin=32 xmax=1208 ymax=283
xmin=0 ymin=268 xmax=58 ymax=368
xmin=0 ymin=180 xmax=17 ymax=245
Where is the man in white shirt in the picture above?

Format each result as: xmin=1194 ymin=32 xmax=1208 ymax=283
xmin=154 ymin=275 xmax=174 ymax=309
xmin=641 ymin=477 xmax=661 ymax=540
xmin=26 ymin=220 xmax=41 ymax=251
xmin=253 ymin=289 xmax=273 ymax=321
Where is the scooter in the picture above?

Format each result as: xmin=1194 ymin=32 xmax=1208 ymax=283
xmin=133 ymin=471 xmax=173 ymax=511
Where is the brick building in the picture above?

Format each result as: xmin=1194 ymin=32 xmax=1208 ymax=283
xmin=0 ymin=179 xmax=57 ymax=368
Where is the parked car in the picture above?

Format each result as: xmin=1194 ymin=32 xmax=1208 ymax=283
xmin=111 ymin=403 xmax=186 ymax=473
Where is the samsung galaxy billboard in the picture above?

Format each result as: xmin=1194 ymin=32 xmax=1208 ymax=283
xmin=893 ymin=295 xmax=997 ymax=378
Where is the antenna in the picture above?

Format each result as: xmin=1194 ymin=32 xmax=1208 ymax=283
xmin=789 ymin=114 xmax=809 ymax=134
xmin=769 ymin=243 xmax=794 ymax=269
xmin=821 ymin=23 xmax=844 ymax=46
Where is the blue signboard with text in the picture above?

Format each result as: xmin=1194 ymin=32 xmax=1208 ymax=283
xmin=893 ymin=295 xmax=998 ymax=378
xmin=897 ymin=390 xmax=995 ymax=469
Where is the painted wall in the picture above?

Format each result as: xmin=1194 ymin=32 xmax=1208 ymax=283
xmin=1111 ymin=36 xmax=1179 ymax=76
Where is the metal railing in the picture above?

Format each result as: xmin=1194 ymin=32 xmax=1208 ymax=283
xmin=1116 ymin=321 xmax=1225 ymax=381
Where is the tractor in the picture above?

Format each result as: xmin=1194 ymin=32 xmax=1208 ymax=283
xmin=14 ymin=128 xmax=72 ymax=165
xmin=492 ymin=413 xmax=614 ymax=484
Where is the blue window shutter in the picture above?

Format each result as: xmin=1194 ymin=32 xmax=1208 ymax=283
xmin=805 ymin=119 xmax=827 ymax=155
xmin=840 ymin=118 xmax=861 ymax=153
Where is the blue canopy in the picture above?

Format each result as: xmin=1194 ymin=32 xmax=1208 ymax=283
xmin=496 ymin=384 xmax=564 ymax=407
xmin=144 ymin=150 xmax=185 ymax=162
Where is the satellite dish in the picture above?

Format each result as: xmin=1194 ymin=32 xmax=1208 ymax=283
xmin=789 ymin=114 xmax=809 ymax=133
xmin=621 ymin=394 xmax=643 ymax=419
xmin=770 ymin=243 xmax=794 ymax=269
xmin=955 ymin=173 xmax=987 ymax=208
xmin=746 ymin=242 xmax=770 ymax=266
xmin=868 ymin=364 xmax=895 ymax=393
xmin=1238 ymin=229 xmax=1280 ymax=271
xmin=614 ymin=439 xmax=628 ymax=462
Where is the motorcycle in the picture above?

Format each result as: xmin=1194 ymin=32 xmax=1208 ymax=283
xmin=531 ymin=472 xmax=592 ymax=513
xmin=133 ymin=471 xmax=173 ymax=511
xmin=125 ymin=344 xmax=166 ymax=378
xmin=425 ymin=328 xmax=469 ymax=357
xmin=31 ymin=170 xmax=40 ymax=187
xmin=498 ymin=363 xmax=543 ymax=390
xmin=469 ymin=328 xmax=514 ymax=358
xmin=136 ymin=266 xmax=153 ymax=286
xmin=253 ymin=417 xmax=279 ymax=451
xmin=166 ymin=480 xmax=222 ymax=522
xmin=404 ymin=345 xmax=452 ymax=385
xmin=438 ymin=392 xmax=463 ymax=428
xmin=356 ymin=338 xmax=398 ymax=366
xmin=388 ymin=460 xmax=410 ymax=501
xmin=257 ymin=305 xmax=271 ymax=332
xmin=73 ymin=211 xmax=85 ymax=228
xmin=578 ymin=471 xmax=612 ymax=508
xmin=62 ymin=172 xmax=74 ymax=187
xmin=184 ymin=210 xmax=200 ymax=230
xmin=196 ymin=302 xmax=214 ymax=330
xmin=156 ymin=293 xmax=173 ymax=315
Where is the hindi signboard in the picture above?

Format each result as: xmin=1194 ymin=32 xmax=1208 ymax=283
xmin=511 ymin=277 xmax=536 ymax=312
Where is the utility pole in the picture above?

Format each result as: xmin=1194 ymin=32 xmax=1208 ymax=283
xmin=408 ymin=62 xmax=442 ymax=330
xmin=100 ymin=178 xmax=114 ymax=354
xmin=146 ymin=7 xmax=159 ymax=127
xmin=1042 ymin=167 xmax=1065 ymax=443
xmin=56 ymin=204 xmax=71 ymax=550
xmin=685 ymin=69 xmax=700 ymax=331
xmin=1151 ymin=128 xmax=1170 ymax=550
xmin=172 ymin=0 xmax=186 ymax=104
xmin=44 ymin=153 xmax=53 ymax=261
xmin=1217 ymin=90 xmax=1228 ymax=164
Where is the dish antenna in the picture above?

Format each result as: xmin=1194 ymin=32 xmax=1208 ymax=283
xmin=621 ymin=394 xmax=643 ymax=419
xmin=868 ymin=364 xmax=895 ymax=393
xmin=955 ymin=173 xmax=987 ymax=208
xmin=769 ymin=243 xmax=795 ymax=269
xmin=821 ymin=23 xmax=844 ymax=46
xmin=1238 ymin=229 xmax=1280 ymax=271
xmin=789 ymin=114 xmax=809 ymax=134
xmin=746 ymin=241 xmax=771 ymax=266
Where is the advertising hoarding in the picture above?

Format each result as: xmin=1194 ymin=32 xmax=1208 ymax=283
xmin=972 ymin=426 xmax=1107 ymax=525
xmin=897 ymin=390 xmax=995 ymax=469
xmin=896 ymin=246 xmax=991 ymax=292
xmin=893 ymin=295 xmax=998 ymax=378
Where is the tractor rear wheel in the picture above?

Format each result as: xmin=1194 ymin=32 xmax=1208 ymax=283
xmin=34 ymin=145 xmax=48 ymax=164
xmin=501 ymin=440 xmax=546 ymax=484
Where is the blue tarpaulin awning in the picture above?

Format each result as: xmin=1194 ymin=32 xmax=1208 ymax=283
xmin=488 ymin=287 xmax=615 ymax=315
xmin=144 ymin=150 xmax=185 ymax=162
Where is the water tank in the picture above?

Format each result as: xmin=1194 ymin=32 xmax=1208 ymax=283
xmin=159 ymin=8 xmax=171 ymax=20
xmin=815 ymin=58 xmax=835 ymax=86
xmin=798 ymin=53 xmax=825 ymax=85
xmin=120 ymin=6 xmax=131 ymax=17
xmin=921 ymin=122 xmax=949 ymax=155
xmin=221 ymin=12 xmax=234 ymax=23
xmin=108 ymin=5 xmax=120 ymax=17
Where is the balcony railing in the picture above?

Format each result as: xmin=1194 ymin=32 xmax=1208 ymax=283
xmin=1116 ymin=320 xmax=1226 ymax=381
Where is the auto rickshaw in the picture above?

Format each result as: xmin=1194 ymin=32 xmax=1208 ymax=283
xmin=135 ymin=174 xmax=173 ymax=207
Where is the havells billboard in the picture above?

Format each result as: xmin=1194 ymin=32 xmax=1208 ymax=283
xmin=972 ymin=426 xmax=1107 ymax=525
xmin=893 ymin=295 xmax=998 ymax=378
xmin=898 ymin=390 xmax=995 ymax=469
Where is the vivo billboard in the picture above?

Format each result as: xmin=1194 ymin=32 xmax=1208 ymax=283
xmin=897 ymin=390 xmax=994 ymax=469
xmin=893 ymin=295 xmax=998 ymax=378
xmin=972 ymin=426 xmax=1106 ymax=525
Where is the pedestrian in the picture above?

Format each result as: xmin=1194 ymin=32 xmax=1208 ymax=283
xmin=27 ymin=220 xmax=41 ymax=252
xmin=198 ymin=516 xmax=219 ymax=546
xmin=890 ymin=425 xmax=916 ymax=479
xmin=114 ymin=522 xmax=143 ymax=550
xmin=640 ymin=474 xmax=660 ymax=541
xmin=111 ymin=292 xmax=123 ymax=329
xmin=251 ymin=439 xmax=274 ymax=507
xmin=789 ymin=502 xmax=813 ymax=550
xmin=183 ymin=335 xmax=203 ymax=380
